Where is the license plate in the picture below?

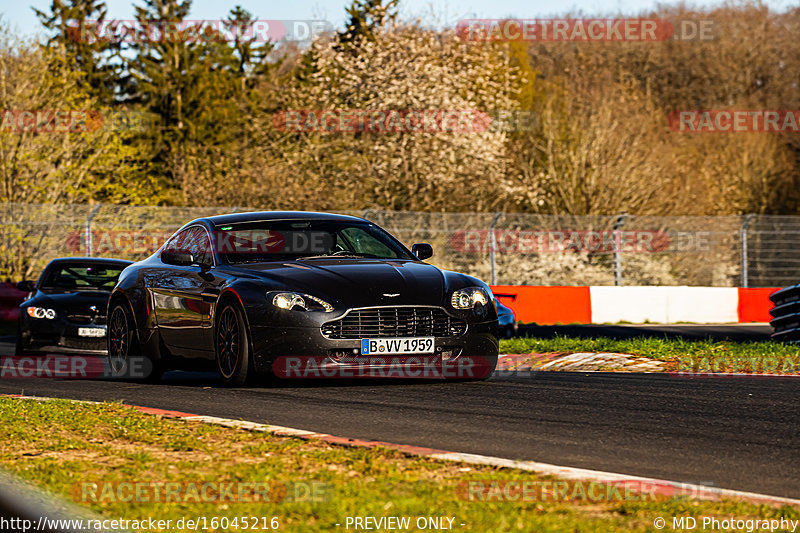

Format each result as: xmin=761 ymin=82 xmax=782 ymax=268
xmin=361 ymin=337 xmax=434 ymax=355
xmin=78 ymin=327 xmax=106 ymax=338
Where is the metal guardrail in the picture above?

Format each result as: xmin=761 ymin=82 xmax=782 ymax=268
xmin=0 ymin=469 xmax=122 ymax=532
xmin=768 ymin=285 xmax=800 ymax=341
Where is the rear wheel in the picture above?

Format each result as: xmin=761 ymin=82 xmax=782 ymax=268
xmin=108 ymin=303 xmax=131 ymax=377
xmin=216 ymin=303 xmax=251 ymax=386
xmin=108 ymin=301 xmax=162 ymax=382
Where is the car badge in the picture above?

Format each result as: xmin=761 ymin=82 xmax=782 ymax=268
xmin=89 ymin=305 xmax=98 ymax=314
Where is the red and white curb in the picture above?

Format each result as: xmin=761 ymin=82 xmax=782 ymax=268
xmin=4 ymin=393 xmax=799 ymax=508
xmin=498 ymin=353 xmax=665 ymax=372
xmin=499 ymin=353 xmax=800 ymax=376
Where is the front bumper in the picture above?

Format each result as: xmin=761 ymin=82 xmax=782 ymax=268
xmin=18 ymin=317 xmax=107 ymax=355
xmin=249 ymin=319 xmax=498 ymax=378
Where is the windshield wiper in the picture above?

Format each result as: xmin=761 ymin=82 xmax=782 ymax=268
xmin=227 ymin=258 xmax=284 ymax=264
xmin=298 ymin=252 xmax=379 ymax=260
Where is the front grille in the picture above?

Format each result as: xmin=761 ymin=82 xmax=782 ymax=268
xmin=321 ymin=307 xmax=467 ymax=339
xmin=66 ymin=314 xmax=107 ymax=325
xmin=59 ymin=337 xmax=106 ymax=351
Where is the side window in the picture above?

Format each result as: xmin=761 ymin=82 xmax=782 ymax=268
xmin=162 ymin=227 xmax=213 ymax=266
xmin=163 ymin=228 xmax=193 ymax=254
xmin=192 ymin=228 xmax=213 ymax=267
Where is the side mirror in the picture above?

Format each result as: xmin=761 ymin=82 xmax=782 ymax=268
xmin=161 ymin=250 xmax=195 ymax=267
xmin=411 ymin=243 xmax=433 ymax=261
xmin=16 ymin=280 xmax=35 ymax=292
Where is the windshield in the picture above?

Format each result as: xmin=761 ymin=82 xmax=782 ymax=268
xmin=39 ymin=263 xmax=125 ymax=291
xmin=216 ymin=220 xmax=415 ymax=264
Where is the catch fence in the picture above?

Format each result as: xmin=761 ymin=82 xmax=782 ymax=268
xmin=0 ymin=203 xmax=797 ymax=287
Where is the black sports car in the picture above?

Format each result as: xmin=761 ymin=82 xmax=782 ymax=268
xmin=108 ymin=211 xmax=499 ymax=384
xmin=16 ymin=258 xmax=133 ymax=355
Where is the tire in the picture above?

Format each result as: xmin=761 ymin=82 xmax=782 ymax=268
xmin=215 ymin=303 xmax=251 ymax=387
xmin=108 ymin=301 xmax=163 ymax=382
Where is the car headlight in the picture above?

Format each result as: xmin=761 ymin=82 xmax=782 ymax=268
xmin=450 ymin=287 xmax=490 ymax=310
xmin=270 ymin=291 xmax=334 ymax=312
xmin=26 ymin=307 xmax=56 ymax=319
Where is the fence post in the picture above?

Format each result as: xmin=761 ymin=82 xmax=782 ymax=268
xmin=84 ymin=205 xmax=102 ymax=257
xmin=489 ymin=212 xmax=503 ymax=286
xmin=613 ymin=212 xmax=628 ymax=286
xmin=740 ymin=213 xmax=756 ymax=288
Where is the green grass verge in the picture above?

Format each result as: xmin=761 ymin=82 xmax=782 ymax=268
xmin=0 ymin=397 xmax=796 ymax=532
xmin=499 ymin=337 xmax=800 ymax=373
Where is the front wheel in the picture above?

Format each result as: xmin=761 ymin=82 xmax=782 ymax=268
xmin=216 ymin=303 xmax=251 ymax=387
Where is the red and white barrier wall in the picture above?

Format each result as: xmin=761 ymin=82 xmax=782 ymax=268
xmin=0 ymin=281 xmax=778 ymax=326
xmin=490 ymin=286 xmax=779 ymax=325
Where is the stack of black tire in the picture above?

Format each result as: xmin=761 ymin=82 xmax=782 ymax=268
xmin=769 ymin=285 xmax=800 ymax=342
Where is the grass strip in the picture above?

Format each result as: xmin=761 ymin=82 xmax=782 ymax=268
xmin=0 ymin=397 xmax=797 ymax=532
xmin=499 ymin=337 xmax=800 ymax=373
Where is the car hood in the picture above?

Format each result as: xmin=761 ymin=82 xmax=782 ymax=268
xmin=229 ymin=259 xmax=452 ymax=307
xmin=29 ymin=291 xmax=112 ymax=315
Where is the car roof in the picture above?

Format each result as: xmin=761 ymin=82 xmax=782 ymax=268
xmin=46 ymin=257 xmax=133 ymax=266
xmin=202 ymin=211 xmax=366 ymax=228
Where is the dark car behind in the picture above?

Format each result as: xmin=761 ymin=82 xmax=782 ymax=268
xmin=16 ymin=258 xmax=132 ymax=355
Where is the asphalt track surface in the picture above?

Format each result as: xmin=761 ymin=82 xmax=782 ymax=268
xmin=0 ymin=324 xmax=796 ymax=499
